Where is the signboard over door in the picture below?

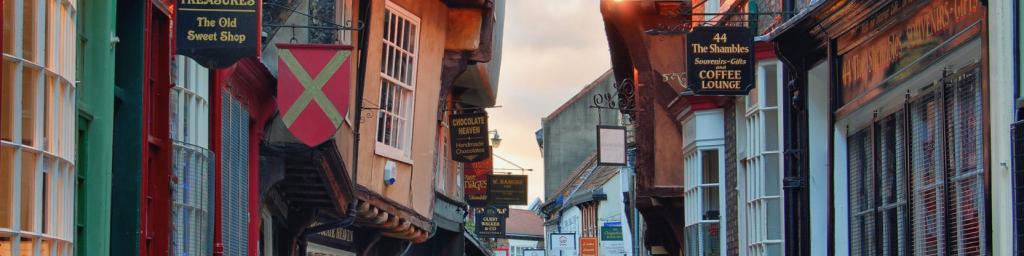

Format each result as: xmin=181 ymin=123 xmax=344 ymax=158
xmin=488 ymin=175 xmax=528 ymax=205
xmin=450 ymin=112 xmax=491 ymax=162
xmin=176 ymin=0 xmax=260 ymax=68
xmin=686 ymin=26 xmax=754 ymax=95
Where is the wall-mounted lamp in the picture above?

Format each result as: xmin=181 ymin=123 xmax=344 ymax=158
xmin=489 ymin=130 xmax=502 ymax=148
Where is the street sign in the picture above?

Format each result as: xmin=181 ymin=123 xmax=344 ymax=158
xmin=488 ymin=175 xmax=528 ymax=205
xmin=465 ymin=156 xmax=492 ymax=206
xmin=450 ymin=112 xmax=491 ymax=162
xmin=686 ymin=26 xmax=754 ymax=95
xmin=176 ymin=0 xmax=260 ymax=68
xmin=275 ymin=44 xmax=353 ymax=147
xmin=597 ymin=125 xmax=627 ymax=166
xmin=601 ymin=226 xmax=623 ymax=241
xmin=579 ymin=237 xmax=599 ymax=256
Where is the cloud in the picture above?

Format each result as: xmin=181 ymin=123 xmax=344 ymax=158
xmin=490 ymin=0 xmax=611 ymax=203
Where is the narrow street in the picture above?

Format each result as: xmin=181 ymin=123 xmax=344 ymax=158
xmin=0 ymin=0 xmax=1019 ymax=255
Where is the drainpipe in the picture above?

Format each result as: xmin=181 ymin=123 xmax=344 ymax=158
xmin=298 ymin=0 xmax=374 ymax=253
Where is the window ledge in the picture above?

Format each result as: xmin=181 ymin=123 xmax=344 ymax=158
xmin=375 ymin=142 xmax=414 ymax=164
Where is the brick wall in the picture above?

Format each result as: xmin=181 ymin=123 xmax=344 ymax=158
xmin=724 ymin=100 xmax=739 ymax=256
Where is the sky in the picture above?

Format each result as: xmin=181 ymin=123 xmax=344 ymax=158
xmin=489 ymin=0 xmax=611 ymax=207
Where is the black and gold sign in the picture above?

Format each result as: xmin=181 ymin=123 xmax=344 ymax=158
xmin=176 ymin=0 xmax=260 ymax=68
xmin=488 ymin=175 xmax=527 ymax=205
xmin=686 ymin=26 xmax=754 ymax=95
xmin=450 ymin=112 xmax=490 ymax=163
xmin=475 ymin=207 xmax=506 ymax=237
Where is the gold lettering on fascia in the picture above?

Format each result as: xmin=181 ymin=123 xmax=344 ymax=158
xmin=840 ymin=0 xmax=980 ymax=89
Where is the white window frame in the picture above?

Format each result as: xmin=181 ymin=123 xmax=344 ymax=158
xmin=374 ymin=1 xmax=419 ymax=162
xmin=682 ymin=109 xmax=726 ymax=256
xmin=1 ymin=0 xmax=77 ymax=254
xmin=170 ymin=55 xmax=214 ymax=256
xmin=738 ymin=60 xmax=785 ymax=256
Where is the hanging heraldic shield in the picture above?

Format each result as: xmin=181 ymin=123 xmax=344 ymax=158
xmin=597 ymin=125 xmax=627 ymax=166
xmin=275 ymin=44 xmax=353 ymax=147
xmin=176 ymin=0 xmax=260 ymax=68
xmin=450 ymin=112 xmax=491 ymax=162
xmin=686 ymin=26 xmax=754 ymax=95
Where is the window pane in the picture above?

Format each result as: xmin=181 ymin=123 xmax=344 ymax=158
xmin=2 ymin=0 xmax=14 ymax=54
xmin=763 ymin=110 xmax=779 ymax=151
xmin=21 ymin=150 xmax=38 ymax=231
xmin=764 ymin=154 xmax=780 ymax=197
xmin=766 ymin=198 xmax=781 ymax=240
xmin=0 ymin=147 xmax=13 ymax=228
xmin=703 ymin=223 xmax=721 ymax=256
xmin=38 ymin=239 xmax=48 ymax=256
xmin=701 ymin=150 xmax=719 ymax=184
xmin=703 ymin=188 xmax=720 ymax=220
xmin=1 ymin=61 xmax=15 ymax=141
xmin=763 ymin=64 xmax=778 ymax=108
xmin=18 ymin=237 xmax=32 ymax=256
xmin=23 ymin=0 xmax=38 ymax=62
xmin=0 ymin=235 xmax=10 ymax=256
xmin=22 ymin=67 xmax=39 ymax=146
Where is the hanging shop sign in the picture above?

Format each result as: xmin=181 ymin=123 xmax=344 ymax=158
xmin=579 ymin=237 xmax=599 ymax=256
xmin=596 ymin=125 xmax=627 ymax=166
xmin=475 ymin=207 xmax=506 ymax=238
xmin=176 ymin=0 xmax=260 ymax=68
xmin=837 ymin=0 xmax=981 ymax=106
xmin=465 ymin=155 xmax=493 ymax=206
xmin=686 ymin=26 xmax=754 ymax=95
xmin=550 ymin=233 xmax=576 ymax=251
xmin=451 ymin=112 xmax=491 ymax=162
xmin=275 ymin=44 xmax=353 ymax=147
xmin=488 ymin=175 xmax=528 ymax=205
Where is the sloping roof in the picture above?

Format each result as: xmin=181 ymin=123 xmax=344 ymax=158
xmin=546 ymin=153 xmax=599 ymax=203
xmin=506 ymin=209 xmax=544 ymax=237
xmin=543 ymin=151 xmax=621 ymax=210
xmin=543 ymin=70 xmax=613 ymax=122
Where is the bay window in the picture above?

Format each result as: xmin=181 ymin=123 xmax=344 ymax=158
xmin=682 ymin=109 xmax=726 ymax=256
xmin=739 ymin=60 xmax=784 ymax=256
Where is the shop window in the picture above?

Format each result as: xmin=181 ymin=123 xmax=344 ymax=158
xmin=221 ymin=92 xmax=251 ymax=256
xmin=846 ymin=67 xmax=985 ymax=256
xmin=741 ymin=60 xmax=784 ymax=255
xmin=685 ymin=148 xmax=724 ymax=256
xmin=848 ymin=111 xmax=911 ymax=256
xmin=375 ymin=2 xmax=418 ymax=159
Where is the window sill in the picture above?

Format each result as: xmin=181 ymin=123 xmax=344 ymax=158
xmin=375 ymin=142 xmax=414 ymax=164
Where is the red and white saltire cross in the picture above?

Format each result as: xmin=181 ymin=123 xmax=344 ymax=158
xmin=276 ymin=44 xmax=353 ymax=147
